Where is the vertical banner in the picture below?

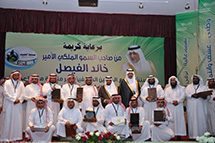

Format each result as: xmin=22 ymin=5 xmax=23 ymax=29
xmin=176 ymin=11 xmax=199 ymax=86
xmin=5 ymin=32 xmax=164 ymax=86
xmin=198 ymin=0 xmax=215 ymax=80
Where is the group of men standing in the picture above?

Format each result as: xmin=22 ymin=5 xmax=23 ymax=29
xmin=0 ymin=69 xmax=214 ymax=142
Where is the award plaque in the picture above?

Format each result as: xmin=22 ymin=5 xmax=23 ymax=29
xmin=65 ymin=124 xmax=76 ymax=137
xmin=154 ymin=110 xmax=165 ymax=124
xmin=76 ymin=87 xmax=83 ymax=99
xmin=51 ymin=89 xmax=61 ymax=100
xmin=130 ymin=113 xmax=141 ymax=134
xmin=86 ymin=110 xmax=96 ymax=120
xmin=112 ymin=116 xmax=125 ymax=126
xmin=196 ymin=90 xmax=213 ymax=99
xmin=148 ymin=88 xmax=157 ymax=102
xmin=33 ymin=127 xmax=47 ymax=132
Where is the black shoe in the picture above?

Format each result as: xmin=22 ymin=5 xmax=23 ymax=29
xmin=145 ymin=138 xmax=151 ymax=141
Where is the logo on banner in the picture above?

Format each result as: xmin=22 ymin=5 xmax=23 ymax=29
xmin=5 ymin=47 xmax=38 ymax=70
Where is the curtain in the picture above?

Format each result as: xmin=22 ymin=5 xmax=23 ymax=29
xmin=0 ymin=8 xmax=176 ymax=83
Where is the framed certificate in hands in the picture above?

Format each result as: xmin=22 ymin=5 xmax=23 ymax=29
xmin=65 ymin=124 xmax=76 ymax=137
xmin=130 ymin=113 xmax=141 ymax=134
xmin=112 ymin=116 xmax=125 ymax=126
xmin=76 ymin=87 xmax=83 ymax=99
xmin=147 ymin=88 xmax=157 ymax=102
xmin=154 ymin=110 xmax=165 ymax=124
xmin=51 ymin=89 xmax=61 ymax=100
xmin=85 ymin=110 xmax=96 ymax=121
xmin=33 ymin=127 xmax=47 ymax=132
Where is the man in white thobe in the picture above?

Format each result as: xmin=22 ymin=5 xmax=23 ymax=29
xmin=98 ymin=76 xmax=118 ymax=108
xmin=84 ymin=97 xmax=106 ymax=132
xmin=150 ymin=97 xmax=174 ymax=141
xmin=80 ymin=76 xmax=98 ymax=115
xmin=185 ymin=74 xmax=208 ymax=139
xmin=140 ymin=75 xmax=164 ymax=124
xmin=24 ymin=74 xmax=43 ymax=136
xmin=0 ymin=70 xmax=25 ymax=141
xmin=105 ymin=94 xmax=129 ymax=138
xmin=26 ymin=97 xmax=55 ymax=142
xmin=206 ymin=78 xmax=215 ymax=135
xmin=164 ymin=76 xmax=186 ymax=139
xmin=126 ymin=96 xmax=151 ymax=141
xmin=0 ymin=78 xmax=6 ymax=136
xmin=61 ymin=74 xmax=80 ymax=101
xmin=43 ymin=73 xmax=62 ymax=136
xmin=56 ymin=98 xmax=83 ymax=137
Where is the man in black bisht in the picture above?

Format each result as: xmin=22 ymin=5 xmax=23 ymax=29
xmin=118 ymin=69 xmax=141 ymax=107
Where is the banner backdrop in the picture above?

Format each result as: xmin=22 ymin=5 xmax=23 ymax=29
xmin=5 ymin=32 xmax=164 ymax=86
xmin=176 ymin=0 xmax=215 ymax=86
xmin=198 ymin=0 xmax=215 ymax=80
xmin=176 ymin=11 xmax=199 ymax=86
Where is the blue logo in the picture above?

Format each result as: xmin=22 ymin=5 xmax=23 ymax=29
xmin=5 ymin=47 xmax=38 ymax=70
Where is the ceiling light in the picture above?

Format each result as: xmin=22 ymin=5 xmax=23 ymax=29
xmin=185 ymin=2 xmax=190 ymax=10
xmin=42 ymin=0 xmax=48 ymax=5
xmin=139 ymin=2 xmax=144 ymax=9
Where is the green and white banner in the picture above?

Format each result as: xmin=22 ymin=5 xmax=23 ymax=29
xmin=176 ymin=11 xmax=199 ymax=86
xmin=176 ymin=0 xmax=215 ymax=86
xmin=198 ymin=0 xmax=215 ymax=80
xmin=5 ymin=32 xmax=164 ymax=86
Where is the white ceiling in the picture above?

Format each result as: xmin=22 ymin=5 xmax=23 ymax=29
xmin=0 ymin=0 xmax=198 ymax=15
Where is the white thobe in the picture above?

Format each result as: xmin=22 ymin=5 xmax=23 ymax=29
xmin=42 ymin=82 xmax=61 ymax=136
xmin=150 ymin=107 xmax=174 ymax=141
xmin=164 ymin=86 xmax=186 ymax=136
xmin=207 ymin=89 xmax=215 ymax=135
xmin=61 ymin=83 xmax=80 ymax=107
xmin=126 ymin=106 xmax=150 ymax=141
xmin=105 ymin=103 xmax=129 ymax=138
xmin=0 ymin=86 xmax=4 ymax=136
xmin=185 ymin=84 xmax=208 ymax=139
xmin=85 ymin=106 xmax=106 ymax=132
xmin=24 ymin=84 xmax=41 ymax=132
xmin=0 ymin=79 xmax=25 ymax=141
xmin=80 ymin=85 xmax=98 ymax=115
xmin=26 ymin=107 xmax=55 ymax=142
xmin=140 ymin=84 xmax=164 ymax=124
xmin=56 ymin=106 xmax=83 ymax=137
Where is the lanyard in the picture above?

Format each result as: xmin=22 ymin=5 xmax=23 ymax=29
xmin=50 ymin=83 xmax=56 ymax=88
xmin=194 ymin=84 xmax=200 ymax=93
xmin=112 ymin=103 xmax=119 ymax=116
xmin=93 ymin=107 xmax=99 ymax=116
xmin=11 ymin=79 xmax=19 ymax=93
xmin=68 ymin=84 xmax=74 ymax=96
xmin=131 ymin=107 xmax=138 ymax=113
xmin=37 ymin=108 xmax=45 ymax=123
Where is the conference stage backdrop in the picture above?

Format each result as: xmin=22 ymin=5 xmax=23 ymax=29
xmin=5 ymin=32 xmax=164 ymax=86
xmin=176 ymin=0 xmax=215 ymax=86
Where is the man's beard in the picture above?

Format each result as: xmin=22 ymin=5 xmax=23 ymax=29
xmin=193 ymin=81 xmax=199 ymax=85
xmin=171 ymin=83 xmax=177 ymax=89
xmin=86 ymin=83 xmax=92 ymax=86
xmin=148 ymin=81 xmax=155 ymax=85
xmin=208 ymin=83 xmax=215 ymax=89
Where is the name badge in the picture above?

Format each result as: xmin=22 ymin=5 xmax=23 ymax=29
xmin=13 ymin=93 xmax=18 ymax=98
